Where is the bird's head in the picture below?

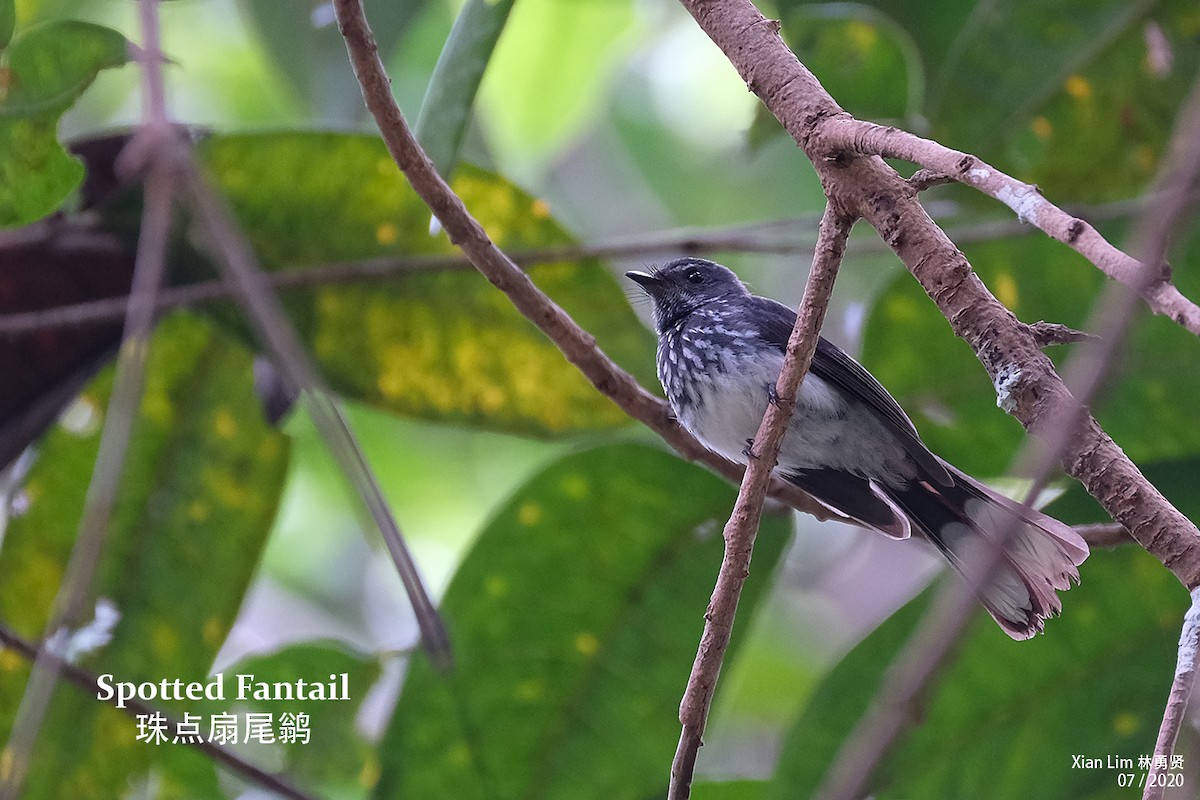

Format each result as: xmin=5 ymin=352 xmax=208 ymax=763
xmin=625 ymin=258 xmax=748 ymax=333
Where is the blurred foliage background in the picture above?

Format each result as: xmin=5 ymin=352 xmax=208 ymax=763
xmin=1 ymin=0 xmax=1199 ymax=797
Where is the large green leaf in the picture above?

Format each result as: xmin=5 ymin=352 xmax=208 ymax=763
xmin=769 ymin=546 xmax=1188 ymax=800
xmin=971 ymin=0 xmax=1199 ymax=200
xmin=374 ymin=444 xmax=792 ymax=800
xmin=860 ymin=233 xmax=1200 ymax=477
xmin=0 ymin=313 xmax=290 ymax=797
xmin=0 ymin=20 xmax=129 ymax=226
xmin=195 ymin=131 xmax=657 ymax=436
xmin=768 ymin=3 xmax=920 ymax=126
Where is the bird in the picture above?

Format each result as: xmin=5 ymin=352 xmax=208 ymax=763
xmin=626 ymin=257 xmax=1089 ymax=639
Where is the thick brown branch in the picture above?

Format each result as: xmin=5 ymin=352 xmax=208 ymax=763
xmin=675 ymin=0 xmax=1200 ymax=589
xmin=668 ymin=205 xmax=852 ymax=800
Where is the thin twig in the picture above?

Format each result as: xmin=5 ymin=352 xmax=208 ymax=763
xmin=907 ymin=168 xmax=953 ymax=192
xmin=1145 ymin=588 xmax=1200 ymax=800
xmin=815 ymin=116 xmax=1200 ymax=338
xmin=0 ymin=0 xmax=177 ymax=787
xmin=1074 ymin=522 xmax=1133 ymax=548
xmin=0 ymin=192 xmax=1171 ymax=337
xmin=1026 ymin=320 xmax=1096 ymax=346
xmin=668 ymin=204 xmax=852 ymax=800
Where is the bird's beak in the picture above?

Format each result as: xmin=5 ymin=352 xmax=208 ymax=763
xmin=625 ymin=270 xmax=661 ymax=289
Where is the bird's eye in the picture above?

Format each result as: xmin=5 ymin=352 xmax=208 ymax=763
xmin=685 ymin=268 xmax=704 ymax=284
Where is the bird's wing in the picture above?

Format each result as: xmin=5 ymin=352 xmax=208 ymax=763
xmin=784 ymin=468 xmax=911 ymax=540
xmin=751 ymin=295 xmax=952 ymax=487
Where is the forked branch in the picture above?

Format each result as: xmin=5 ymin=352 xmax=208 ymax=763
xmin=675 ymin=0 xmax=1200 ymax=588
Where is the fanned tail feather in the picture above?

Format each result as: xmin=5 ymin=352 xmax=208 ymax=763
xmin=888 ymin=463 xmax=1088 ymax=639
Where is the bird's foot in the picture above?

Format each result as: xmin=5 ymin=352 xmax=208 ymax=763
xmin=764 ymin=382 xmax=782 ymax=407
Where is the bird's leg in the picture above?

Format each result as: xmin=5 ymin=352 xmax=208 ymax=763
xmin=742 ymin=383 xmax=785 ymax=460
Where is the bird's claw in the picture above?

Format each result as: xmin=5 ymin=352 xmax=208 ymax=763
xmin=765 ymin=382 xmax=782 ymax=407
xmin=742 ymin=438 xmax=758 ymax=460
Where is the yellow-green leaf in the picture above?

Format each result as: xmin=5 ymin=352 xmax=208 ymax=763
xmin=195 ymin=131 xmax=657 ymax=436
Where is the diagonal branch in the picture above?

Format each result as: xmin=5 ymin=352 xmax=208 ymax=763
xmin=0 ymin=620 xmax=317 ymax=800
xmin=826 ymin=70 xmax=1200 ymax=800
xmin=814 ymin=112 xmax=1200 ymax=338
xmin=329 ymin=0 xmax=836 ymax=525
xmin=668 ymin=203 xmax=852 ymax=800
xmin=675 ymin=0 xmax=1200 ymax=589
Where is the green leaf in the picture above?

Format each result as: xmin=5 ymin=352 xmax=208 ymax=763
xmin=922 ymin=0 xmax=1197 ymax=200
xmin=756 ymin=2 xmax=921 ymax=145
xmin=783 ymin=1 xmax=1198 ymax=200
xmin=964 ymin=0 xmax=1200 ymax=199
xmin=860 ymin=233 xmax=1200 ymax=477
xmin=754 ymin=3 xmax=922 ymax=147
xmin=415 ymin=0 xmax=515 ymax=176
xmin=0 ymin=0 xmax=14 ymax=51
xmin=374 ymin=444 xmax=792 ymax=800
xmin=0 ymin=313 xmax=290 ymax=798
xmin=0 ymin=114 xmax=83 ymax=226
xmin=770 ymin=546 xmax=1188 ymax=800
xmin=223 ymin=643 xmax=382 ymax=796
xmin=195 ymin=131 xmax=657 ymax=436
xmin=692 ymin=780 xmax=769 ymax=800
xmin=0 ymin=20 xmax=130 ymax=116
xmin=0 ymin=20 xmax=129 ymax=226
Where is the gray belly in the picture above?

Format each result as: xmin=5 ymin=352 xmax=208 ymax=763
xmin=676 ymin=358 xmax=913 ymax=483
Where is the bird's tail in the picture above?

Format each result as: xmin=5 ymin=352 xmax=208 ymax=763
xmin=890 ymin=464 xmax=1089 ymax=639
